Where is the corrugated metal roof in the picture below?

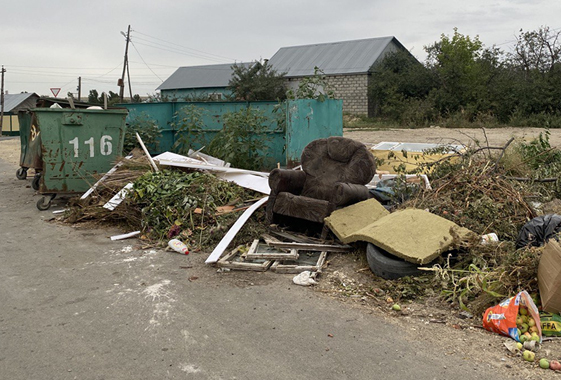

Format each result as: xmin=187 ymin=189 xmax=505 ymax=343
xmin=2 ymin=93 xmax=39 ymax=113
xmin=268 ymin=36 xmax=400 ymax=77
xmin=157 ymin=62 xmax=253 ymax=90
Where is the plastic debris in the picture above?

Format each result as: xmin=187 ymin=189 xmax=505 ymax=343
xmin=292 ymin=271 xmax=318 ymax=286
xmin=168 ymin=239 xmax=189 ymax=255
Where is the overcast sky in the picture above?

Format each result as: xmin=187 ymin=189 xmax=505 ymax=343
xmin=2 ymin=0 xmax=559 ymax=98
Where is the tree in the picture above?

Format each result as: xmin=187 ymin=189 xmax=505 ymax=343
xmin=425 ymin=28 xmax=487 ymax=114
xmin=88 ymin=89 xmax=101 ymax=104
xmin=512 ymin=26 xmax=561 ymax=73
xmin=369 ymin=50 xmax=434 ymax=119
xmin=228 ymin=60 xmax=287 ymax=101
xmin=86 ymin=90 xmax=122 ymax=105
xmin=507 ymin=26 xmax=561 ymax=117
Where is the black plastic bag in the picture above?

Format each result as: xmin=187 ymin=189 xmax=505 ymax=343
xmin=516 ymin=214 xmax=561 ymax=249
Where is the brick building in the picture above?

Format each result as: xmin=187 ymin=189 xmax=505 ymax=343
xmin=269 ymin=37 xmax=414 ymax=117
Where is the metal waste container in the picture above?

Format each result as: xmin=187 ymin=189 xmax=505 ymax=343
xmin=32 ymin=108 xmax=127 ymax=210
xmin=16 ymin=112 xmax=43 ymax=185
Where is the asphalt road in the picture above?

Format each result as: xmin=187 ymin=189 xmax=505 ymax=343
xmin=0 ymin=156 xmax=511 ymax=380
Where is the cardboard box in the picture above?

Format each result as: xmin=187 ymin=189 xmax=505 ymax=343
xmin=538 ymin=240 xmax=561 ymax=313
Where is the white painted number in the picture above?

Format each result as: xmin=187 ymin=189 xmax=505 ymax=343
xmin=68 ymin=135 xmax=113 ymax=158
xmin=100 ymin=135 xmax=113 ymax=156
xmin=69 ymin=137 xmax=79 ymax=158
xmin=84 ymin=137 xmax=94 ymax=157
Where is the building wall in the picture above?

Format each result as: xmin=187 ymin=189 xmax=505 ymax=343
xmin=286 ymin=73 xmax=370 ymax=116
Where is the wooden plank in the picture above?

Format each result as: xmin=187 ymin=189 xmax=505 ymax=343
xmin=136 ymin=132 xmax=159 ymax=172
xmin=205 ymin=197 xmax=269 ymax=264
xmin=217 ymin=245 xmax=272 ymax=272
xmin=261 ymin=233 xmax=288 ymax=247
xmin=241 ymin=239 xmax=260 ymax=260
xmin=271 ymin=252 xmax=327 ymax=274
xmin=267 ymin=241 xmax=352 ymax=252
xmin=217 ymin=260 xmax=272 ymax=272
xmin=268 ymin=229 xmax=328 ymax=244
xmin=247 ymin=248 xmax=299 ymax=261
xmin=218 ymin=246 xmax=243 ymax=263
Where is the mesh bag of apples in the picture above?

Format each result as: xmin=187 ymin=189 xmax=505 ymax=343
xmin=483 ymin=290 xmax=542 ymax=343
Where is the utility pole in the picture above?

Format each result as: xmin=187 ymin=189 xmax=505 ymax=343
xmin=126 ymin=61 xmax=133 ymax=102
xmin=119 ymin=25 xmax=131 ymax=103
xmin=0 ymin=66 xmax=5 ymax=137
xmin=77 ymin=76 xmax=81 ymax=101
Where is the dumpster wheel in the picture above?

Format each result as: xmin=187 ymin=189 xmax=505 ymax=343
xmin=16 ymin=167 xmax=28 ymax=180
xmin=32 ymin=174 xmax=41 ymax=190
xmin=37 ymin=195 xmax=54 ymax=211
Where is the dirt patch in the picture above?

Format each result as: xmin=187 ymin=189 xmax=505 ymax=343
xmin=344 ymin=127 xmax=561 ymax=148
xmin=0 ymin=138 xmax=21 ymax=167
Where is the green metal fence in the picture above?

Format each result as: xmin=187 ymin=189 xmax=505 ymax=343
xmin=120 ymin=99 xmax=343 ymax=168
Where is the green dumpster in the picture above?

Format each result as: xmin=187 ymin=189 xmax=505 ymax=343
xmin=16 ymin=112 xmax=43 ymax=183
xmin=32 ymin=108 xmax=128 ymax=210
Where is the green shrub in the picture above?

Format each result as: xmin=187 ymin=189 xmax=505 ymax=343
xmin=207 ymin=107 xmax=273 ymax=170
xmin=171 ymin=105 xmax=207 ymax=155
xmin=123 ymin=112 xmax=161 ymax=154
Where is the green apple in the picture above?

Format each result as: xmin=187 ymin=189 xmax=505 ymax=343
xmin=523 ymin=350 xmax=536 ymax=362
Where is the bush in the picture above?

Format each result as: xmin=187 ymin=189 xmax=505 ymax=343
xmin=123 ymin=112 xmax=161 ymax=154
xmin=171 ymin=105 xmax=207 ymax=155
xmin=207 ymin=107 xmax=274 ymax=170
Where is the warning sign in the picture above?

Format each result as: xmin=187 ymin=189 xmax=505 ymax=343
xmin=50 ymin=88 xmax=61 ymax=97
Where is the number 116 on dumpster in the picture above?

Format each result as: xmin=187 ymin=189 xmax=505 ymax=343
xmin=68 ymin=135 xmax=113 ymax=158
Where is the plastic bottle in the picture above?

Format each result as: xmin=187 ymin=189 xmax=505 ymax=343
xmin=168 ymin=239 xmax=189 ymax=255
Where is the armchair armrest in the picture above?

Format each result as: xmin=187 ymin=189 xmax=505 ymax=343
xmin=333 ymin=182 xmax=370 ymax=207
xmin=268 ymin=169 xmax=307 ymax=196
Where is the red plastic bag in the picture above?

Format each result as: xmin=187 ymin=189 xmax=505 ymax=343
xmin=483 ymin=290 xmax=542 ymax=342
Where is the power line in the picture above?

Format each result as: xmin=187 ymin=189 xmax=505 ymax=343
xmin=133 ymin=29 xmax=238 ymax=61
xmin=128 ymin=60 xmax=181 ymax=68
xmin=131 ymin=35 xmax=229 ymax=63
xmin=5 ymin=64 xmax=123 ymax=70
xmin=130 ymin=40 xmax=164 ymax=82
xmin=132 ymin=40 xmax=226 ymax=63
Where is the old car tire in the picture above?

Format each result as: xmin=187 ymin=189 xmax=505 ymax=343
xmin=366 ymin=243 xmax=423 ymax=280
xmin=16 ymin=167 xmax=28 ymax=180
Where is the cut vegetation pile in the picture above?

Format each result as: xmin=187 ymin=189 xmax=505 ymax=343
xmin=63 ymin=152 xmax=265 ymax=251
xmin=385 ymin=131 xmax=561 ymax=314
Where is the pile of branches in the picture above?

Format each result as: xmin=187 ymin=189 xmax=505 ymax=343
xmin=389 ymin=134 xmax=561 ymax=313
xmin=405 ymin=148 xmax=535 ymax=241
xmin=62 ymin=154 xmax=266 ymax=251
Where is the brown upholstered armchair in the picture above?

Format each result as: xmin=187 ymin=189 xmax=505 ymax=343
xmin=267 ymin=137 xmax=376 ymax=225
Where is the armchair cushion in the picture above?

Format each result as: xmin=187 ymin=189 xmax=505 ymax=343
xmin=333 ymin=182 xmax=371 ymax=208
xmin=268 ymin=168 xmax=307 ymax=196
xmin=272 ymin=192 xmax=334 ymax=223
